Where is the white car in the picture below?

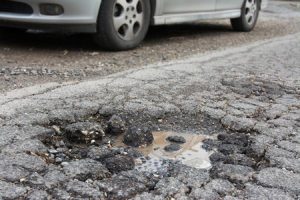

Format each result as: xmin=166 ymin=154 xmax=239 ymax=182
xmin=0 ymin=0 xmax=267 ymax=50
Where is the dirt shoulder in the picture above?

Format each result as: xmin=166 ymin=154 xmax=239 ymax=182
xmin=0 ymin=1 xmax=300 ymax=93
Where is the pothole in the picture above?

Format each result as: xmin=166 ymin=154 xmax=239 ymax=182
xmin=40 ymin=115 xmax=214 ymax=175
xmin=27 ymin=111 xmax=274 ymax=199
xmin=114 ymin=131 xmax=213 ymax=172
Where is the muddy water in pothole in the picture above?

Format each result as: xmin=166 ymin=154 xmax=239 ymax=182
xmin=114 ymin=131 xmax=213 ymax=172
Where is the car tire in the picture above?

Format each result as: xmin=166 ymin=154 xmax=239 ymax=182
xmin=0 ymin=27 xmax=27 ymax=40
xmin=94 ymin=0 xmax=151 ymax=51
xmin=231 ymin=0 xmax=260 ymax=32
xmin=0 ymin=27 xmax=27 ymax=35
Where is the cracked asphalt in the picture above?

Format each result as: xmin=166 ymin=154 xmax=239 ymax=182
xmin=1 ymin=27 xmax=300 ymax=199
xmin=1 ymin=1 xmax=300 ymax=199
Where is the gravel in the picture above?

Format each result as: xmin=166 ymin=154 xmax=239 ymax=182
xmin=104 ymin=155 xmax=135 ymax=174
xmin=123 ymin=126 xmax=154 ymax=147
xmin=96 ymin=172 xmax=153 ymax=200
xmin=256 ymin=168 xmax=300 ymax=194
xmin=211 ymin=164 xmax=255 ymax=184
xmin=106 ymin=115 xmax=126 ymax=135
xmin=1 ymin=2 xmax=300 ymax=93
xmin=0 ymin=180 xmax=28 ymax=199
xmin=62 ymin=159 xmax=111 ymax=181
xmin=64 ymin=122 xmax=105 ymax=143
xmin=245 ymin=184 xmax=295 ymax=200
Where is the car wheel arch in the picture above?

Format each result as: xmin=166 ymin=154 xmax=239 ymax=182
xmin=96 ymin=0 xmax=156 ymax=24
xmin=243 ymin=0 xmax=262 ymax=10
xmin=150 ymin=0 xmax=156 ymax=24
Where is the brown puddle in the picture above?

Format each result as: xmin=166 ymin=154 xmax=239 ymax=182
xmin=114 ymin=131 xmax=213 ymax=172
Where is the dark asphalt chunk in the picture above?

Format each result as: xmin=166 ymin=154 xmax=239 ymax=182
xmin=106 ymin=115 xmax=126 ymax=135
xmin=166 ymin=135 xmax=186 ymax=144
xmin=104 ymin=155 xmax=135 ymax=174
xmin=64 ymin=122 xmax=105 ymax=143
xmin=123 ymin=126 xmax=154 ymax=147
xmin=164 ymin=143 xmax=182 ymax=152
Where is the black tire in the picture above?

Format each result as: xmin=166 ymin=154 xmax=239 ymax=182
xmin=231 ymin=0 xmax=260 ymax=32
xmin=0 ymin=27 xmax=27 ymax=40
xmin=94 ymin=0 xmax=151 ymax=51
xmin=0 ymin=27 xmax=27 ymax=35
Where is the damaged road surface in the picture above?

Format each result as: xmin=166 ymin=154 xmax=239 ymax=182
xmin=1 ymin=32 xmax=300 ymax=199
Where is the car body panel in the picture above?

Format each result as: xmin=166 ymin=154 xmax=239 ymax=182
xmin=153 ymin=0 xmax=240 ymax=25
xmin=0 ymin=0 xmax=268 ymax=32
xmin=153 ymin=9 xmax=241 ymax=25
xmin=153 ymin=0 xmax=267 ymax=25
xmin=0 ymin=0 xmax=102 ymax=24
xmin=161 ymin=0 xmax=216 ymax=14
xmin=216 ymin=0 xmax=243 ymax=10
xmin=261 ymin=0 xmax=268 ymax=9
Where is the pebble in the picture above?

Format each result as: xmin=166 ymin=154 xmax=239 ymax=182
xmin=164 ymin=143 xmax=182 ymax=152
xmin=48 ymin=149 xmax=59 ymax=154
xmin=61 ymin=162 xmax=69 ymax=166
xmin=55 ymin=157 xmax=63 ymax=164
xmin=106 ymin=115 xmax=126 ymax=135
xmin=124 ymin=126 xmax=154 ymax=147
xmin=166 ymin=136 xmax=186 ymax=144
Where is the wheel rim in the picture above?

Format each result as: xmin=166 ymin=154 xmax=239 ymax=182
xmin=113 ymin=0 xmax=144 ymax=41
xmin=244 ymin=0 xmax=258 ymax=25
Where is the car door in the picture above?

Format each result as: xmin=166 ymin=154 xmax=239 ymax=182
xmin=216 ymin=0 xmax=243 ymax=10
xmin=161 ymin=0 xmax=216 ymax=14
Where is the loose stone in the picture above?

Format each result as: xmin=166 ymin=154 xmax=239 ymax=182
xmin=124 ymin=126 xmax=154 ymax=147
xmin=106 ymin=115 xmax=126 ymax=135
xmin=166 ymin=136 xmax=186 ymax=144
xmin=164 ymin=144 xmax=182 ymax=152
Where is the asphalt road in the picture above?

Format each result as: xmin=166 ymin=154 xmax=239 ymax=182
xmin=0 ymin=0 xmax=300 ymax=92
xmin=0 ymin=1 xmax=300 ymax=199
xmin=0 ymin=23 xmax=300 ymax=200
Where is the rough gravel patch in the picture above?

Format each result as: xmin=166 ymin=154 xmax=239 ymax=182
xmin=1 ymin=3 xmax=300 ymax=92
xmin=0 ymin=29 xmax=300 ymax=199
